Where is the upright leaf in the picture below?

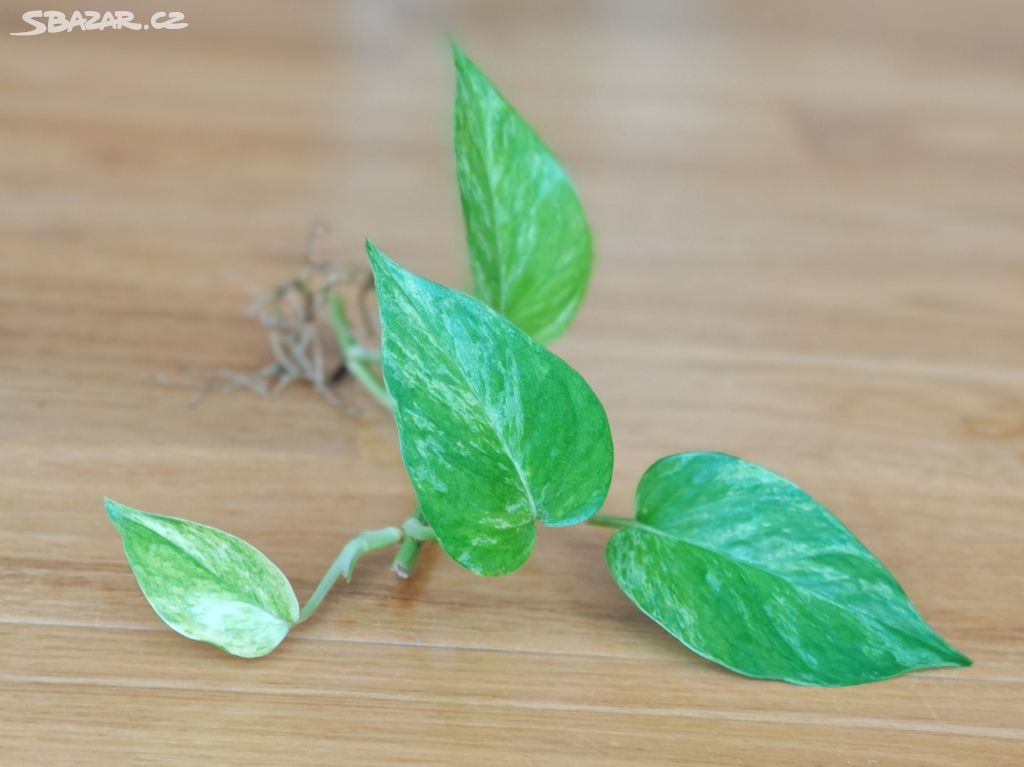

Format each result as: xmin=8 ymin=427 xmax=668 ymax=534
xmin=107 ymin=499 xmax=299 ymax=658
xmin=606 ymin=453 xmax=970 ymax=685
xmin=369 ymin=242 xmax=612 ymax=575
xmin=454 ymin=44 xmax=592 ymax=344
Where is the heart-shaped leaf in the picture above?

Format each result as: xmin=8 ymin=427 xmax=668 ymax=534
xmin=369 ymin=242 xmax=612 ymax=575
xmin=454 ymin=44 xmax=592 ymax=344
xmin=107 ymin=499 xmax=298 ymax=657
xmin=606 ymin=453 xmax=970 ymax=685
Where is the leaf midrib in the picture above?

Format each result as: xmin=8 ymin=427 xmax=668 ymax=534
xmin=457 ymin=77 xmax=511 ymax=314
xmin=385 ymin=275 xmax=540 ymax=522
xmin=128 ymin=517 xmax=288 ymax=622
xmin=622 ymin=520 xmax=936 ymax=650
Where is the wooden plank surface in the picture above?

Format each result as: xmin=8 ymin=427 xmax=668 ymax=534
xmin=2 ymin=1 xmax=1022 ymax=764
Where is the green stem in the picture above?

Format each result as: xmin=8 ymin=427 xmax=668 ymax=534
xmin=391 ymin=512 xmax=436 ymax=578
xmin=402 ymin=515 xmax=436 ymax=541
xmin=329 ymin=292 xmax=394 ymax=410
xmin=586 ymin=514 xmax=634 ymax=530
xmin=298 ymin=526 xmax=402 ymax=623
xmin=391 ymin=537 xmax=421 ymax=579
xmin=348 ymin=348 xmax=382 ymax=363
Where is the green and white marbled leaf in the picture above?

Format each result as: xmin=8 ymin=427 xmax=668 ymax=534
xmin=369 ymin=242 xmax=613 ymax=575
xmin=107 ymin=499 xmax=298 ymax=658
xmin=454 ymin=44 xmax=592 ymax=344
xmin=607 ymin=453 xmax=971 ymax=686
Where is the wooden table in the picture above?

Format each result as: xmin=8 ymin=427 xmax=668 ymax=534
xmin=2 ymin=2 xmax=1021 ymax=764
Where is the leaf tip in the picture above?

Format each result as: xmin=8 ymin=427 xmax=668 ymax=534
xmin=450 ymin=38 xmax=471 ymax=70
xmin=105 ymin=497 xmax=127 ymax=526
xmin=365 ymin=241 xmax=403 ymax=292
xmin=364 ymin=239 xmax=388 ymax=270
xmin=948 ymin=646 xmax=973 ymax=668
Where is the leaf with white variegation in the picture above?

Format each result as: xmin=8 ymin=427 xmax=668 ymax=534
xmin=606 ymin=453 xmax=971 ymax=686
xmin=454 ymin=44 xmax=592 ymax=344
xmin=369 ymin=242 xmax=612 ymax=575
xmin=107 ymin=499 xmax=298 ymax=658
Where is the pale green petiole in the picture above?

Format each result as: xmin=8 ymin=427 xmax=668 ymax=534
xmin=298 ymin=526 xmax=399 ymax=623
xmin=297 ymin=515 xmax=437 ymax=623
xmin=401 ymin=515 xmax=436 ymax=541
xmin=585 ymin=514 xmax=633 ymax=530
xmin=329 ymin=292 xmax=394 ymax=410
xmin=391 ymin=511 xmax=436 ymax=578
xmin=347 ymin=347 xmax=382 ymax=363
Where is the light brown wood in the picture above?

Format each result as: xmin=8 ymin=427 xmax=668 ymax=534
xmin=2 ymin=1 xmax=1022 ymax=764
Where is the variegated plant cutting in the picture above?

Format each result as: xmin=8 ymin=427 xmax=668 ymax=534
xmin=108 ymin=44 xmax=969 ymax=686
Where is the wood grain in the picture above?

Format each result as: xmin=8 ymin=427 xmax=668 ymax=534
xmin=1 ymin=1 xmax=1022 ymax=764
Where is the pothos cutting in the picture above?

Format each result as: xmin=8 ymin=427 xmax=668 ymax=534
xmin=107 ymin=43 xmax=970 ymax=687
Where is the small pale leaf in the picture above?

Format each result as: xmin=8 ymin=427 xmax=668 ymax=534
xmin=607 ymin=453 xmax=971 ymax=685
xmin=369 ymin=242 xmax=613 ymax=575
xmin=107 ymin=499 xmax=299 ymax=658
xmin=454 ymin=44 xmax=592 ymax=344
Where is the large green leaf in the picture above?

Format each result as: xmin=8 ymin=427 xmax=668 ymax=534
xmin=369 ymin=242 xmax=612 ymax=575
xmin=606 ymin=453 xmax=970 ymax=685
xmin=453 ymin=44 xmax=592 ymax=344
xmin=107 ymin=499 xmax=298 ymax=657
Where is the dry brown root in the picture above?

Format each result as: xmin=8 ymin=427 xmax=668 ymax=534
xmin=157 ymin=224 xmax=381 ymax=413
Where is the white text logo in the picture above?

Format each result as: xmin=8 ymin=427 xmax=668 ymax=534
xmin=11 ymin=10 xmax=188 ymax=36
